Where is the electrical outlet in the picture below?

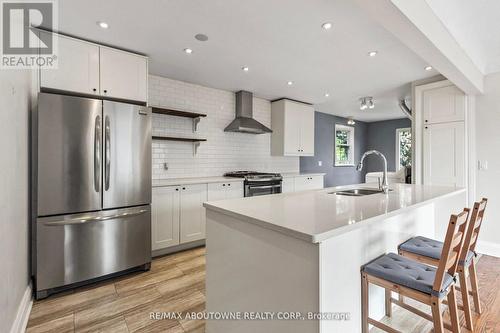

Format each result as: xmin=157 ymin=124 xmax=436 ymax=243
xmin=318 ymin=161 xmax=322 ymax=166
xmin=478 ymin=160 xmax=488 ymax=171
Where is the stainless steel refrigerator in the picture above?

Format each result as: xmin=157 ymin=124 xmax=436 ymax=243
xmin=32 ymin=93 xmax=152 ymax=299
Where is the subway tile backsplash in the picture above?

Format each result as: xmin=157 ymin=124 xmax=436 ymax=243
xmin=149 ymin=75 xmax=299 ymax=179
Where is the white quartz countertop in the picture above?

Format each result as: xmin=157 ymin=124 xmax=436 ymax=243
xmin=203 ymin=183 xmax=465 ymax=243
xmin=153 ymin=176 xmax=244 ymax=187
xmin=281 ymin=172 xmax=326 ymax=178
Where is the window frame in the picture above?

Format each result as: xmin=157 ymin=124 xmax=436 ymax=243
xmin=395 ymin=127 xmax=411 ymax=170
xmin=334 ymin=124 xmax=355 ymax=167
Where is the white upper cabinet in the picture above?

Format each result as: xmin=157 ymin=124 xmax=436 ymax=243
xmin=271 ymin=99 xmax=315 ymax=156
xmin=40 ymin=32 xmax=100 ymax=95
xmin=39 ymin=32 xmax=148 ymax=103
xmin=423 ymin=84 xmax=465 ymax=124
xmin=99 ymin=47 xmax=148 ymax=102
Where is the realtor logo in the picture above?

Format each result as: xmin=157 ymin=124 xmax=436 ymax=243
xmin=1 ymin=0 xmax=57 ymax=68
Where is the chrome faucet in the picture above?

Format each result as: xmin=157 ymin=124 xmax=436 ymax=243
xmin=356 ymin=150 xmax=389 ymax=193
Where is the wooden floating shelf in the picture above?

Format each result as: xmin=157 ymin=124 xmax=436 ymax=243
xmin=151 ymin=107 xmax=207 ymax=119
xmin=152 ymin=136 xmax=207 ymax=143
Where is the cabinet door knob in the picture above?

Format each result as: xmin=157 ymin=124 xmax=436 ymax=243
xmin=425 ymin=120 xmax=428 ymax=122
xmin=92 ymin=88 xmax=97 ymax=92
xmin=228 ymin=183 xmax=231 ymax=186
xmin=103 ymin=89 xmax=108 ymax=94
xmin=425 ymin=126 xmax=428 ymax=129
xmin=182 ymin=187 xmax=186 ymax=190
xmin=175 ymin=188 xmax=179 ymax=191
xmin=222 ymin=184 xmax=226 ymax=186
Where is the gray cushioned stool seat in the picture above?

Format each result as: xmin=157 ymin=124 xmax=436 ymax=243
xmin=362 ymin=253 xmax=454 ymax=298
xmin=399 ymin=236 xmax=475 ymax=266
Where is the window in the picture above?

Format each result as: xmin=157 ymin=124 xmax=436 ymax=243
xmin=335 ymin=124 xmax=355 ymax=166
xmin=396 ymin=127 xmax=412 ymax=170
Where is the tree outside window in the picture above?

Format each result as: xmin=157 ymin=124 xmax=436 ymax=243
xmin=335 ymin=124 xmax=355 ymax=166
xmin=396 ymin=128 xmax=412 ymax=170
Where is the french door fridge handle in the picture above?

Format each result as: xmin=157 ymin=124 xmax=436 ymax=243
xmin=105 ymin=115 xmax=111 ymax=191
xmin=42 ymin=209 xmax=148 ymax=226
xmin=94 ymin=115 xmax=101 ymax=192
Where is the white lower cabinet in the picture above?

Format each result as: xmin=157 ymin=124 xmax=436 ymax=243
xmin=208 ymin=181 xmax=244 ymax=201
xmin=180 ymin=184 xmax=208 ymax=243
xmin=152 ymin=183 xmax=208 ymax=251
xmin=152 ymin=186 xmax=180 ymax=250
xmin=292 ymin=175 xmax=324 ymax=192
xmin=281 ymin=177 xmax=295 ymax=193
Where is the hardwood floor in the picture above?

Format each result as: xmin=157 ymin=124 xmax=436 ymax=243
xmin=27 ymin=248 xmax=499 ymax=333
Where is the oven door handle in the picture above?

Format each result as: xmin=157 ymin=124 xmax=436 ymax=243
xmin=248 ymin=184 xmax=281 ymax=190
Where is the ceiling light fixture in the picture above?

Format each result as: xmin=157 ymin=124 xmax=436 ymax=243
xmin=287 ymin=81 xmax=293 ymax=86
xmin=368 ymin=51 xmax=378 ymax=57
xmin=194 ymin=33 xmax=208 ymax=42
xmin=347 ymin=117 xmax=356 ymax=125
xmin=360 ymin=97 xmax=374 ymax=110
xmin=425 ymin=66 xmax=433 ymax=71
xmin=184 ymin=48 xmax=193 ymax=54
xmin=321 ymin=22 xmax=332 ymax=30
xmin=97 ymin=21 xmax=109 ymax=29
xmin=242 ymin=66 xmax=249 ymax=72
xmin=325 ymin=93 xmax=329 ymax=97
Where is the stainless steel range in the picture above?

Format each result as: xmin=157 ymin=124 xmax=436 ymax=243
xmin=224 ymin=171 xmax=282 ymax=197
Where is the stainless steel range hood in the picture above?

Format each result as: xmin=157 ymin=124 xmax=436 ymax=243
xmin=224 ymin=91 xmax=272 ymax=134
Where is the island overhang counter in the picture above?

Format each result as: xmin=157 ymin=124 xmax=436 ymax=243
xmin=203 ymin=184 xmax=466 ymax=333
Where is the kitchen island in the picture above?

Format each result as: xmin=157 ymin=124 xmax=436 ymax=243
xmin=203 ymin=183 xmax=466 ymax=333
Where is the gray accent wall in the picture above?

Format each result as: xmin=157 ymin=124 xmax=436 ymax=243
xmin=300 ymin=112 xmax=411 ymax=187
xmin=365 ymin=118 xmax=412 ymax=172
xmin=300 ymin=112 xmax=368 ymax=187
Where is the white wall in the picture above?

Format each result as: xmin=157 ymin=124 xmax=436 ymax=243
xmin=0 ymin=70 xmax=32 ymax=331
xmin=149 ymin=75 xmax=299 ymax=179
xmin=475 ymin=72 xmax=500 ymax=256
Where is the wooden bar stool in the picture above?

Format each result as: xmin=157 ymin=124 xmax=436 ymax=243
xmin=398 ymin=198 xmax=487 ymax=331
xmin=361 ymin=208 xmax=470 ymax=333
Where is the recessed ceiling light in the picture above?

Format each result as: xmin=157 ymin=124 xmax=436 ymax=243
xmin=242 ymin=66 xmax=249 ymax=72
xmin=425 ymin=66 xmax=433 ymax=71
xmin=184 ymin=48 xmax=193 ymax=54
xmin=368 ymin=51 xmax=378 ymax=57
xmin=97 ymin=21 xmax=109 ymax=29
xmin=195 ymin=33 xmax=208 ymax=42
xmin=321 ymin=22 xmax=332 ymax=30
xmin=325 ymin=93 xmax=330 ymax=97
xmin=287 ymin=81 xmax=293 ymax=86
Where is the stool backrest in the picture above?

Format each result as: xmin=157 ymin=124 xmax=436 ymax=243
xmin=432 ymin=208 xmax=470 ymax=294
xmin=461 ymin=198 xmax=488 ymax=258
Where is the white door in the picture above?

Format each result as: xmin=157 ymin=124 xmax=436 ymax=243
xmin=299 ymin=106 xmax=315 ymax=155
xmin=423 ymin=85 xmax=465 ymax=124
xmin=283 ymin=102 xmax=301 ymax=155
xmin=207 ymin=182 xmax=226 ymax=201
xmin=225 ymin=181 xmax=244 ymax=199
xmin=99 ymin=47 xmax=148 ymax=102
xmin=40 ymin=32 xmax=100 ymax=95
xmin=180 ymin=184 xmax=207 ymax=243
xmin=152 ymin=187 xmax=180 ymax=250
xmin=423 ymin=122 xmax=465 ymax=187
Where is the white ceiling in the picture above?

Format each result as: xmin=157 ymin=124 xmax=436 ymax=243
xmin=54 ymin=0 xmax=436 ymax=122
xmin=425 ymin=0 xmax=500 ymax=75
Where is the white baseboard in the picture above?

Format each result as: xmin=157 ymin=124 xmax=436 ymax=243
xmin=476 ymin=240 xmax=500 ymax=258
xmin=9 ymin=285 xmax=33 ymax=333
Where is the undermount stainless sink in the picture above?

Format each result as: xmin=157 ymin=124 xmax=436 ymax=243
xmin=329 ymin=188 xmax=391 ymax=196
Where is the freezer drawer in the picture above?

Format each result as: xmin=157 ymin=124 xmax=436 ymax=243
xmin=103 ymin=101 xmax=151 ymax=209
xmin=37 ymin=93 xmax=103 ymax=216
xmin=36 ymin=205 xmax=151 ymax=291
